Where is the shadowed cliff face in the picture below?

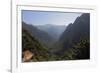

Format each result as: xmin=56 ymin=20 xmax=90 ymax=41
xmin=52 ymin=13 xmax=90 ymax=58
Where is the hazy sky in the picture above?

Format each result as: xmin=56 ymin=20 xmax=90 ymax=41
xmin=22 ymin=10 xmax=82 ymax=26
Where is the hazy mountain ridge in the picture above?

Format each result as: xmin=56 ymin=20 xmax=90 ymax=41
xmin=35 ymin=24 xmax=66 ymax=40
xmin=22 ymin=22 xmax=55 ymax=48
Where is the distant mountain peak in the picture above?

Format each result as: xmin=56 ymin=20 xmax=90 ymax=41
xmin=45 ymin=24 xmax=54 ymax=26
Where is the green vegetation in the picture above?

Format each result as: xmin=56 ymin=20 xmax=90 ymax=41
xmin=22 ymin=28 xmax=50 ymax=62
xmin=22 ymin=28 xmax=90 ymax=62
xmin=61 ymin=39 xmax=90 ymax=60
xmin=22 ymin=13 xmax=90 ymax=62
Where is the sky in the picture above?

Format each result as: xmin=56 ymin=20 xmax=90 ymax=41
xmin=22 ymin=10 xmax=82 ymax=26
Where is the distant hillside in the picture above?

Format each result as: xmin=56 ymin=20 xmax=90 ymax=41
xmin=22 ymin=22 xmax=55 ymax=48
xmin=36 ymin=24 xmax=66 ymax=40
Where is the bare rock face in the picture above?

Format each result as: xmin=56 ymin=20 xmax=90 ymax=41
xmin=22 ymin=50 xmax=33 ymax=62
